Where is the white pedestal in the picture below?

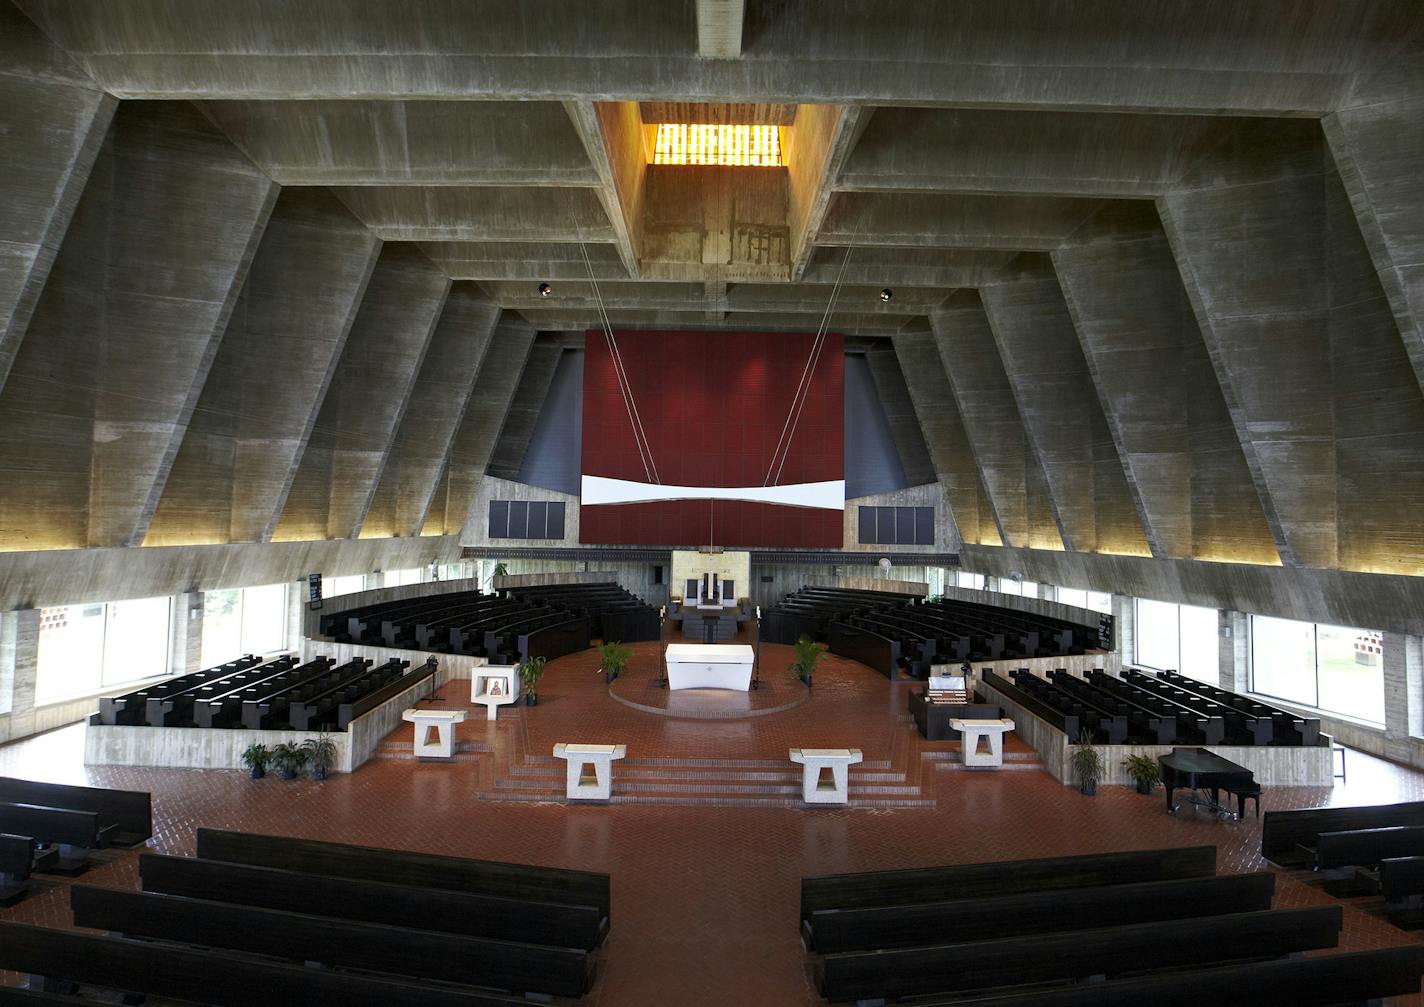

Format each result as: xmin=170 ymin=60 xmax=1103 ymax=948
xmin=951 ymin=718 xmax=1015 ymax=768
xmin=789 ymin=748 xmax=863 ymax=804
xmin=665 ymin=643 xmax=754 ymax=690
xmin=402 ymin=708 xmax=468 ymax=759
xmin=553 ymin=743 xmax=627 ymax=801
xmin=471 ymin=665 xmax=519 ymax=720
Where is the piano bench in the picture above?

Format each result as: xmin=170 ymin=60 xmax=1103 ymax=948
xmin=1229 ymin=784 xmax=1262 ymax=819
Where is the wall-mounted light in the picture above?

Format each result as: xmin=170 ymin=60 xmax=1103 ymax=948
xmin=538 ymin=282 xmax=553 ymax=298
xmin=879 ymin=288 xmax=894 ymax=302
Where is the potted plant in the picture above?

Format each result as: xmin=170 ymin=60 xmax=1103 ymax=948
xmin=1071 ymin=729 xmax=1102 ymax=796
xmin=302 ymin=731 xmax=338 ymax=781
xmin=240 ymin=742 xmax=271 ymax=780
xmin=597 ymin=641 xmax=632 ymax=684
xmin=270 ymin=741 xmax=309 ymax=780
xmin=789 ymin=635 xmax=823 ymax=687
xmin=519 ymin=655 xmax=547 ymax=706
xmin=1123 ymin=753 xmax=1161 ymax=795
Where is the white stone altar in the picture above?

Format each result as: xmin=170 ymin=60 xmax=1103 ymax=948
xmin=471 ymin=665 xmax=519 ymax=720
xmin=664 ymin=643 xmax=755 ymax=691
xmin=402 ymin=708 xmax=467 ymax=759
xmin=951 ymin=718 xmax=1016 ymax=768
xmin=789 ymin=748 xmax=863 ymax=804
xmin=553 ymin=742 xmax=627 ymax=800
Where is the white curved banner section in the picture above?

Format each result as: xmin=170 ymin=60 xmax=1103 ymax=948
xmin=581 ymin=475 xmax=845 ymax=511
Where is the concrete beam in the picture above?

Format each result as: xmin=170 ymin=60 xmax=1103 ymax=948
xmin=420 ymin=241 xmax=631 ymax=283
xmin=20 ymin=0 xmax=1410 ymax=114
xmin=0 ymin=102 xmax=276 ymax=552
xmin=145 ymin=188 xmax=381 ymax=546
xmin=360 ymin=285 xmax=500 ymax=539
xmin=819 ymin=192 xmax=1105 ymax=250
xmin=980 ymin=271 xmax=1152 ymax=557
xmin=931 ymin=293 xmax=1063 ymax=550
xmin=487 ymin=336 xmax=565 ymax=480
xmin=697 ymin=0 xmax=745 ymax=58
xmin=330 ymin=185 xmax=614 ymax=243
xmin=478 ymin=278 xmax=943 ymax=316
xmin=1052 ymin=217 xmax=1281 ymax=565
xmin=861 ymin=343 xmax=935 ymax=489
xmin=787 ymin=104 xmax=868 ymax=279
xmin=272 ymin=243 xmax=450 ymax=542
xmin=424 ymin=321 xmax=536 ymax=537
xmin=563 ymin=101 xmax=645 ymax=275
xmin=199 ymin=99 xmax=599 ymax=186
xmin=0 ymin=3 xmax=115 ymax=398
xmin=510 ymin=308 xmax=909 ymax=336
xmin=801 ymin=248 xmax=1021 ymax=289
xmin=890 ymin=332 xmax=1002 ymax=548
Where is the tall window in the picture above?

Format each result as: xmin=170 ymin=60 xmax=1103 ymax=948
xmin=36 ymin=597 xmax=172 ymax=704
xmin=995 ymin=578 xmax=1038 ymax=598
xmin=955 ymin=571 xmax=985 ymax=590
xmin=324 ymin=574 xmax=366 ymax=598
xmin=1055 ymin=587 xmax=1113 ymax=614
xmin=386 ymin=567 xmax=423 ymax=587
xmin=1134 ymin=598 xmax=1219 ymax=683
xmin=1251 ymin=615 xmax=1384 ymax=725
xmin=201 ymin=584 xmax=289 ymax=666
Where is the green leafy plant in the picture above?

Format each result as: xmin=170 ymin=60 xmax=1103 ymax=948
xmin=492 ymin=561 xmax=509 ymax=578
xmin=519 ymin=655 xmax=548 ymax=705
xmin=1122 ymin=753 xmax=1161 ymax=794
xmin=240 ymin=742 xmax=271 ymax=779
xmin=597 ymin=641 xmax=632 ymax=683
xmin=270 ymin=741 xmax=309 ymax=780
xmin=788 ymin=636 xmax=824 ymax=686
xmin=301 ymin=731 xmax=339 ymax=781
xmin=1071 ymin=729 xmax=1102 ymax=795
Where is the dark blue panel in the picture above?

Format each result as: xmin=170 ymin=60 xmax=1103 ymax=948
xmin=895 ymin=506 xmax=917 ymax=545
xmin=546 ymin=501 xmax=565 ymax=539
xmin=858 ymin=505 xmax=878 ymax=544
xmin=876 ymin=507 xmax=896 ymax=544
xmin=915 ymin=506 xmax=935 ymax=545
xmin=508 ymin=501 xmax=528 ymax=538
xmin=488 ymin=500 xmax=509 ymax=538
xmin=516 ymin=349 xmax=584 ymax=495
xmin=527 ymin=500 xmax=548 ymax=539
xmin=844 ymin=353 xmax=909 ymax=498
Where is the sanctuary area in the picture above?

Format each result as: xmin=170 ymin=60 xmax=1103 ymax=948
xmin=2 ymin=2 xmax=1424 ymax=1004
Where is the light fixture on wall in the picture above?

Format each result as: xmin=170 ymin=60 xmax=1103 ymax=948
xmin=879 ymin=288 xmax=894 ymax=302
xmin=538 ymin=282 xmax=553 ymax=298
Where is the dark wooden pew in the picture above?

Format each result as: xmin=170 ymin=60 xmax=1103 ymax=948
xmin=1380 ymin=855 xmax=1424 ymax=926
xmin=140 ymin=852 xmax=606 ymax=950
xmin=286 ymin=657 xmax=411 ymax=731
xmin=239 ymin=657 xmax=369 ymax=729
xmin=1315 ymin=825 xmax=1424 ymax=871
xmin=1260 ymin=800 xmax=1424 ymax=867
xmin=817 ymin=905 xmax=1340 ymax=1003
xmin=337 ymin=657 xmax=437 ymax=727
xmin=0 ymin=920 xmax=526 ymax=1007
xmin=911 ymin=946 xmax=1424 ymax=1007
xmin=148 ymin=655 xmax=297 ymax=726
xmin=98 ymin=655 xmax=258 ymax=725
xmin=196 ymin=827 xmax=610 ymax=919
xmin=0 ymin=803 xmax=114 ymax=872
xmin=0 ymin=989 xmax=103 ymax=1005
xmin=70 ymin=884 xmax=595 ymax=997
xmin=0 ymin=833 xmax=51 ymax=906
xmin=804 ymin=870 xmax=1274 ymax=953
xmin=195 ymin=657 xmax=336 ymax=728
xmin=801 ymin=844 xmax=1216 ymax=920
xmin=0 ymin=777 xmax=151 ymax=847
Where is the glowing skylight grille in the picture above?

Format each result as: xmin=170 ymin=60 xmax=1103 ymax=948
xmin=652 ymin=124 xmax=785 ymax=166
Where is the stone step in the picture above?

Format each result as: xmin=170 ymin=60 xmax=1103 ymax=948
xmin=490 ymin=777 xmax=924 ymax=797
xmin=517 ymin=755 xmax=896 ymax=771
xmin=475 ymin=789 xmax=938 ymax=810
xmin=371 ymin=751 xmax=483 ymax=763
xmin=504 ymin=764 xmax=910 ymax=783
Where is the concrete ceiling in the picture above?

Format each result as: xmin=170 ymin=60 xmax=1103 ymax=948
xmin=1 ymin=0 xmax=1423 ymax=583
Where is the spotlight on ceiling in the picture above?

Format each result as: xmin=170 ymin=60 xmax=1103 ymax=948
xmin=878 ymin=288 xmax=894 ymax=302
xmin=538 ymin=282 xmax=552 ymax=298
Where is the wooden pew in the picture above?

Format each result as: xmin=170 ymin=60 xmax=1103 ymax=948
xmin=140 ymin=853 xmax=606 ymax=950
xmin=0 ymin=989 xmax=102 ymax=1005
xmin=70 ymin=884 xmax=595 ymax=997
xmin=0 ymin=833 xmax=48 ymax=906
xmin=196 ymin=827 xmax=610 ymax=920
xmin=0 ymin=921 xmax=526 ymax=1007
xmin=802 ymin=844 xmax=1215 ymax=920
xmin=1380 ymin=855 xmax=1424 ymax=926
xmin=817 ymin=906 xmax=1341 ymax=1003
xmin=805 ymin=871 xmax=1274 ymax=954
xmin=0 ymin=777 xmax=151 ymax=847
xmin=1315 ymin=825 xmax=1424 ymax=871
xmin=0 ymin=804 xmax=113 ymax=873
xmin=1260 ymin=800 xmax=1424 ymax=867
xmin=910 ymin=946 xmax=1424 ymax=1007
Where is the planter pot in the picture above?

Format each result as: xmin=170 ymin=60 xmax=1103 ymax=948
xmin=1135 ymin=779 xmax=1154 ymax=795
xmin=312 ymin=766 xmax=328 ymax=782
xmin=1080 ymin=779 xmax=1097 ymax=796
xmin=279 ymin=768 xmax=297 ymax=780
xmin=604 ymin=669 xmax=618 ymax=684
xmin=525 ymin=693 xmax=538 ymax=707
xmin=248 ymin=766 xmax=265 ymax=780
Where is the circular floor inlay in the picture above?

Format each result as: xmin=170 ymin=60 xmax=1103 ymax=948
xmin=607 ymin=667 xmax=811 ymax=720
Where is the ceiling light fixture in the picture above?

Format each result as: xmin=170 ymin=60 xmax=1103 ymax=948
xmin=652 ymin=123 xmax=785 ymax=167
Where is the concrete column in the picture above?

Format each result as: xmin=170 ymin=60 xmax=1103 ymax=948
xmin=1407 ymin=635 xmax=1424 ymax=741
xmin=3 ymin=609 xmax=40 ymax=741
xmin=284 ymin=580 xmax=305 ymax=654
xmin=1216 ymin=609 xmax=1236 ymax=691
xmin=487 ymin=336 xmax=564 ymax=479
xmin=0 ymin=611 xmax=16 ymax=717
xmin=1112 ymin=593 xmax=1134 ymax=668
xmin=1382 ymin=632 xmax=1412 ymax=761
xmin=863 ymin=341 xmax=937 ymax=488
xmin=1230 ymin=612 xmax=1252 ymax=693
xmin=170 ymin=592 xmax=204 ymax=677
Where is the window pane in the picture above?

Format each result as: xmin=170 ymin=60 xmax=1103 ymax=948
xmin=1087 ymin=591 xmax=1113 ymax=614
xmin=240 ymin=584 xmax=288 ymax=656
xmin=1020 ymin=581 xmax=1038 ymax=598
xmin=1134 ymin=598 xmax=1180 ymax=671
xmin=997 ymin=579 xmax=1022 ymax=597
xmin=1057 ymin=587 xmax=1088 ymax=609
xmin=101 ymin=596 xmax=171 ymax=687
xmin=1251 ymin=614 xmax=1317 ymax=707
xmin=1177 ymin=604 xmax=1219 ymax=683
xmin=388 ymin=568 xmax=422 ymax=587
xmin=200 ymin=590 xmax=243 ymax=667
xmin=36 ymin=604 xmax=105 ymax=703
xmin=1317 ymin=624 xmax=1384 ymax=725
xmin=324 ymin=574 xmax=366 ymax=598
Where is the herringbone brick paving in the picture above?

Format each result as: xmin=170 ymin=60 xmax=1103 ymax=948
xmin=2 ymin=642 xmax=1423 ymax=1004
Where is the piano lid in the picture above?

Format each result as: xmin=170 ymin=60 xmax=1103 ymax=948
xmin=1159 ymin=747 xmax=1250 ymax=775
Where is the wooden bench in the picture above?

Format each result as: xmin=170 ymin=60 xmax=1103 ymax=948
xmin=801 ymin=844 xmax=1215 ymax=920
xmin=139 ymin=853 xmax=607 ymax=950
xmin=0 ymin=803 xmax=114 ymax=874
xmin=908 ymin=946 xmax=1424 ymax=1007
xmin=804 ymin=871 xmax=1275 ymax=953
xmin=0 ymin=777 xmax=152 ymax=847
xmin=1379 ymin=855 xmax=1424 ymax=926
xmin=195 ymin=827 xmax=611 ymax=921
xmin=0 ymin=920 xmax=526 ymax=1007
xmin=0 ymin=833 xmax=52 ymax=906
xmin=817 ymin=905 xmax=1340 ymax=1003
xmin=1261 ymin=800 xmax=1424 ymax=867
xmin=70 ymin=884 xmax=595 ymax=997
xmin=1308 ymin=825 xmax=1424 ymax=896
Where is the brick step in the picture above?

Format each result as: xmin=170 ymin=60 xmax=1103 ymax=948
xmin=504 ymin=764 xmax=910 ymax=783
xmin=371 ymin=751 xmax=484 ymax=763
xmin=920 ymin=750 xmax=1042 ymax=763
xmin=378 ymin=741 xmax=489 ymax=754
xmin=936 ymin=761 xmax=1045 ymax=773
xmin=475 ymin=789 xmax=938 ymax=810
xmin=517 ymin=755 xmax=896 ymax=771
xmin=490 ymin=777 xmax=923 ymax=797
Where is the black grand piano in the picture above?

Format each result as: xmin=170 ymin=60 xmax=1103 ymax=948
xmin=1159 ymin=747 xmax=1257 ymax=821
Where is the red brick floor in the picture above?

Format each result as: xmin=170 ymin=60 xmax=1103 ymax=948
xmin=3 ymin=642 xmax=1424 ymax=1004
